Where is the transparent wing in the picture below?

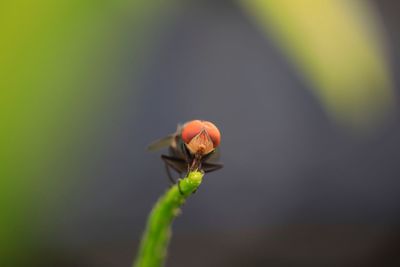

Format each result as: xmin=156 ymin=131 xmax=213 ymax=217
xmin=147 ymin=134 xmax=174 ymax=151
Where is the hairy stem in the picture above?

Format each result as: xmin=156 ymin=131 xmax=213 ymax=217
xmin=133 ymin=171 xmax=204 ymax=267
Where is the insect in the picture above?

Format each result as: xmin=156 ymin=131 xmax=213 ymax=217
xmin=147 ymin=120 xmax=223 ymax=185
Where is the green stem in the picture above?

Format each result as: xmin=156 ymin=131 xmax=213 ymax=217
xmin=133 ymin=171 xmax=204 ymax=267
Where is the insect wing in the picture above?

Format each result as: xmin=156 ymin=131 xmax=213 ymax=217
xmin=147 ymin=134 xmax=174 ymax=151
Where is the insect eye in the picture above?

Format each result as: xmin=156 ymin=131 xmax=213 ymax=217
xmin=181 ymin=120 xmax=221 ymax=148
xmin=202 ymin=121 xmax=221 ymax=147
xmin=181 ymin=120 xmax=203 ymax=144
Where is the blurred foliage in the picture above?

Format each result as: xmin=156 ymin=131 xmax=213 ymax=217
xmin=0 ymin=0 xmax=171 ymax=265
xmin=241 ymin=0 xmax=395 ymax=130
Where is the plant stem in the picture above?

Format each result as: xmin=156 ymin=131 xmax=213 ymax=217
xmin=133 ymin=171 xmax=204 ymax=267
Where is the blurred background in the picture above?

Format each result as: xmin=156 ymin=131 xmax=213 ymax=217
xmin=2 ymin=0 xmax=400 ymax=266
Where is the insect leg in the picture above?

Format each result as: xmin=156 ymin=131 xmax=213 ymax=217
xmin=161 ymin=155 xmax=187 ymax=195
xmin=164 ymin=161 xmax=177 ymax=185
xmin=202 ymin=162 xmax=224 ymax=173
xmin=161 ymin=155 xmax=187 ymax=174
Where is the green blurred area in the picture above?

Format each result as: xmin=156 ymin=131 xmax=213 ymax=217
xmin=0 ymin=0 xmax=395 ymax=265
xmin=0 ymin=0 xmax=169 ymax=265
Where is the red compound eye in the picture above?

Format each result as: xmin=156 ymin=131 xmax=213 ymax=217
xmin=202 ymin=121 xmax=221 ymax=147
xmin=181 ymin=120 xmax=221 ymax=148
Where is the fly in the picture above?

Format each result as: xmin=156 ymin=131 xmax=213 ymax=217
xmin=147 ymin=120 xmax=223 ymax=185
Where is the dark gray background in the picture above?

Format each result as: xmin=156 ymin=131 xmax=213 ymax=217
xmin=40 ymin=1 xmax=400 ymax=266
